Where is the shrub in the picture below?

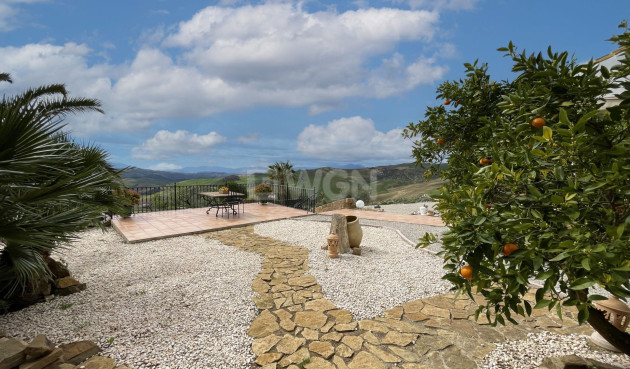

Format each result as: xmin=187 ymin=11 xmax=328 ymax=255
xmin=404 ymin=23 xmax=630 ymax=353
xmin=254 ymin=183 xmax=272 ymax=194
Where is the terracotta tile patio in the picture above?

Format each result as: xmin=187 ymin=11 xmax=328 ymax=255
xmin=113 ymin=204 xmax=446 ymax=243
xmin=112 ymin=203 xmax=312 ymax=243
xmin=320 ymin=208 xmax=446 ymax=227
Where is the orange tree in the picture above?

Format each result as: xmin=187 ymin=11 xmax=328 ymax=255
xmin=404 ymin=23 xmax=630 ymax=354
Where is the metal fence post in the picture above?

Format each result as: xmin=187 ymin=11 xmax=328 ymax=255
xmin=174 ymin=182 xmax=177 ymax=210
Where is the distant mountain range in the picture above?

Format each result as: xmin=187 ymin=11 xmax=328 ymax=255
xmin=118 ymin=162 xmax=443 ymax=204
xmin=114 ymin=163 xmax=365 ymax=174
xmin=116 ymin=163 xmax=368 ymax=187
xmin=119 ymin=167 xmax=233 ymax=186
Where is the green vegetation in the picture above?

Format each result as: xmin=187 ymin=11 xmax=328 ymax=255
xmin=268 ymin=161 xmax=295 ymax=205
xmin=406 ymin=23 xmax=630 ymax=354
xmin=0 ymin=73 xmax=128 ymax=300
xmin=60 ymin=303 xmax=73 ymax=310
xmin=124 ymin=163 xmax=438 ymax=209
xmin=292 ymin=163 xmax=439 ymax=205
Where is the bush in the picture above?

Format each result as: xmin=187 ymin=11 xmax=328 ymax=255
xmin=254 ymin=183 xmax=272 ymax=195
xmin=404 ymin=23 xmax=630 ymax=353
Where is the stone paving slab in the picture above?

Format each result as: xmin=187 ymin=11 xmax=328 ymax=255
xmin=205 ymin=227 xmax=594 ymax=369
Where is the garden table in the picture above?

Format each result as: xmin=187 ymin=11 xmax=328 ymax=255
xmin=200 ymin=191 xmax=245 ymax=218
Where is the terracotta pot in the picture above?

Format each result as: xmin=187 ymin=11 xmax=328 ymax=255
xmin=346 ymin=215 xmax=363 ymax=248
xmin=327 ymin=233 xmax=339 ymax=258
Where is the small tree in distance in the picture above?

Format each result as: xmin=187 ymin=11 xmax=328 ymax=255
xmin=404 ymin=22 xmax=630 ymax=354
xmin=268 ymin=160 xmax=295 ymax=204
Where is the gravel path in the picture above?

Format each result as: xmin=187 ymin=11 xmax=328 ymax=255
xmin=0 ymin=228 xmax=261 ymax=369
xmin=254 ymin=219 xmax=452 ymax=320
xmin=257 ymin=216 xmax=629 ymax=369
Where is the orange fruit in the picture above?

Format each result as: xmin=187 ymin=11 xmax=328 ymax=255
xmin=437 ymin=137 xmax=445 ymax=145
xmin=531 ymin=117 xmax=546 ymax=128
xmin=444 ymin=99 xmax=451 ymax=105
xmin=460 ymin=265 xmax=473 ymax=280
xmin=502 ymin=243 xmax=519 ymax=256
xmin=479 ymin=157 xmax=493 ymax=166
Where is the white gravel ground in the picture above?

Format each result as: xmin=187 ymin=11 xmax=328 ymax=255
xmin=480 ymin=332 xmax=630 ymax=368
xmin=304 ymin=214 xmax=448 ymax=254
xmin=2 ymin=209 xmax=628 ymax=369
xmin=254 ymin=219 xmax=452 ymax=320
xmin=0 ymin=228 xmax=261 ymax=369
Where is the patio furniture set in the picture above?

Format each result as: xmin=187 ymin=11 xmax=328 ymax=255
xmin=200 ymin=191 xmax=245 ymax=218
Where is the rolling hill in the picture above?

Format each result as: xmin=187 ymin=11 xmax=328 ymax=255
xmin=121 ymin=162 xmax=445 ymax=204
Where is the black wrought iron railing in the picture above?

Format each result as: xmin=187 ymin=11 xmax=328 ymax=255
xmin=127 ymin=183 xmax=316 ymax=214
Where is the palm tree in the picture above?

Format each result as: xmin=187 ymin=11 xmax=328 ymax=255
xmin=267 ymin=161 xmax=295 ymax=205
xmin=0 ymin=73 xmax=128 ymax=300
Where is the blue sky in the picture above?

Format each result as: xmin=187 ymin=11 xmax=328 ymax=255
xmin=1 ymin=0 xmax=628 ymax=172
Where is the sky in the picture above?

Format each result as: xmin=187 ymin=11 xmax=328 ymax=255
xmin=1 ymin=0 xmax=629 ymax=173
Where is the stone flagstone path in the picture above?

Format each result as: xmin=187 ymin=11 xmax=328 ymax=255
xmin=205 ymin=227 xmax=595 ymax=369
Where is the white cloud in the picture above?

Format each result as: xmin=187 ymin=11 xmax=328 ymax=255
xmin=0 ymin=0 xmax=48 ymax=31
xmin=237 ymin=133 xmax=260 ymax=143
xmin=156 ymin=3 xmax=446 ymax=111
xmin=296 ymin=116 xmax=413 ymax=162
xmin=0 ymin=3 xmax=18 ymax=31
xmin=366 ymin=53 xmax=448 ymax=98
xmin=149 ymin=163 xmax=183 ymax=171
xmin=0 ymin=2 xmax=450 ymax=135
xmin=132 ymin=130 xmax=227 ymax=160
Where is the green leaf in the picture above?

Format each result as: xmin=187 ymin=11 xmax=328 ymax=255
xmin=542 ymin=126 xmax=553 ymax=140
xmin=477 ymin=233 xmax=496 ymax=244
xmin=524 ymin=300 xmax=532 ymax=316
xmin=556 ymin=303 xmax=563 ymax=320
xmin=581 ymin=258 xmax=591 ymax=271
xmin=534 ymin=299 xmax=552 ymax=309
xmin=527 ymin=185 xmax=542 ymax=198
xmin=559 ymin=108 xmax=570 ymax=125
xmin=474 ymin=216 xmax=487 ymax=226
xmin=531 ymin=149 xmax=546 ymax=157
xmin=583 ymin=182 xmax=607 ymax=193
xmin=574 ymin=110 xmax=600 ymax=132
xmin=570 ymin=277 xmax=596 ymax=290
xmin=577 ymin=307 xmax=589 ymax=324
xmin=536 ymin=270 xmax=554 ymax=280
xmin=550 ymin=251 xmax=570 ymax=261
xmin=588 ymin=295 xmax=610 ymax=301
xmin=551 ymin=195 xmax=564 ymax=204
xmin=607 ymin=225 xmax=624 ymax=239
xmin=616 ymin=224 xmax=625 ymax=239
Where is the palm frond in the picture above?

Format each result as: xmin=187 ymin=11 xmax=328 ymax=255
xmin=0 ymin=72 xmax=118 ymax=298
